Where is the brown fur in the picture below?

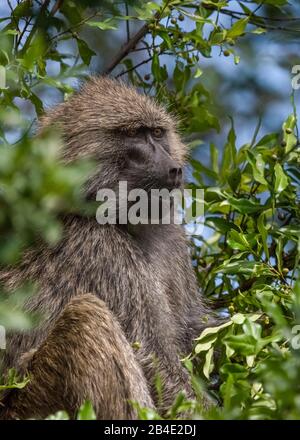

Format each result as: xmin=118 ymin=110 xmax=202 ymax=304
xmin=0 ymin=77 xmax=213 ymax=419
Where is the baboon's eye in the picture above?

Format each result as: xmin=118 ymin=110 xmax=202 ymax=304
xmin=152 ymin=127 xmax=164 ymax=138
xmin=127 ymin=128 xmax=138 ymax=137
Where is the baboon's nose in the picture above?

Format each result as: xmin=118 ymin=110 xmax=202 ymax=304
xmin=168 ymin=167 xmax=183 ymax=186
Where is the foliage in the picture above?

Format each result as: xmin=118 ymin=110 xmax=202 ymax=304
xmin=0 ymin=368 xmax=29 ymax=390
xmin=46 ymin=400 xmax=96 ymax=420
xmin=0 ymin=106 xmax=92 ymax=331
xmin=188 ymin=117 xmax=300 ymax=417
xmin=0 ymin=0 xmax=299 ymax=419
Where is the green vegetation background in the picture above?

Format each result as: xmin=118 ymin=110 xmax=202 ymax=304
xmin=0 ymin=0 xmax=299 ymax=420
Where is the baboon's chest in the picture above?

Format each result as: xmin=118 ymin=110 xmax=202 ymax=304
xmin=92 ymin=245 xmax=180 ymax=345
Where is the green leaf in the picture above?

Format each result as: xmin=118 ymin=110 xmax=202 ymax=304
xmin=203 ymin=347 xmax=214 ymax=379
xmin=191 ymin=158 xmax=218 ymax=180
xmin=195 ymin=336 xmax=217 ymax=354
xmin=0 ymin=369 xmax=30 ymax=390
xmin=13 ymin=0 xmax=32 ymax=18
xmin=246 ymin=355 xmax=255 ymax=367
xmin=274 ymin=163 xmax=289 ymax=193
xmin=77 ymin=400 xmax=96 ymax=420
xmin=224 ymin=334 xmax=257 ymax=356
xmin=257 ymin=213 xmax=270 ymax=260
xmin=19 ymin=33 xmax=46 ymax=71
xmin=228 ymin=168 xmax=241 ymax=192
xmin=242 ymin=318 xmax=262 ymax=340
xmin=227 ymin=229 xmax=250 ymax=251
xmin=195 ymin=321 xmax=232 ymax=341
xmin=221 ymin=120 xmax=236 ymax=181
xmin=247 ymin=151 xmax=267 ymax=185
xmin=134 ymin=2 xmax=159 ymax=20
xmin=0 ymin=377 xmax=30 ymax=389
xmin=231 ymin=313 xmax=246 ymax=325
xmin=252 ymin=28 xmax=267 ymax=35
xmin=152 ymin=52 xmax=160 ymax=80
xmin=220 ymin=363 xmax=248 ymax=379
xmin=227 ymin=18 xmax=249 ymax=39
xmin=30 ymin=92 xmax=44 ymax=116
xmin=46 ymin=411 xmax=69 ymax=420
xmin=256 ymin=132 xmax=278 ymax=148
xmin=226 ymin=195 xmax=263 ymax=214
xmin=77 ymin=39 xmax=96 ymax=65
xmin=194 ymin=67 xmax=203 ymax=78
xmin=205 ymin=217 xmax=239 ymax=234
xmin=282 ymin=114 xmax=297 ymax=153
xmin=234 ymin=55 xmax=240 ymax=65
xmin=86 ymin=19 xmax=117 ymax=30
xmin=217 ymin=261 xmax=274 ymax=276
xmin=210 ymin=143 xmax=219 ymax=174
xmin=275 ymin=236 xmax=283 ymax=274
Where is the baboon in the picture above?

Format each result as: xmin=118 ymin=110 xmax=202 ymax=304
xmin=0 ymin=77 xmax=213 ymax=420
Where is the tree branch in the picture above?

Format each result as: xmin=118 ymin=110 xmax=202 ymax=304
xmin=102 ymin=0 xmax=172 ymax=76
xmin=20 ymin=0 xmax=63 ymax=54
xmin=50 ymin=0 xmax=64 ymax=16
xmin=102 ymin=22 xmax=150 ymax=75
xmin=116 ymin=56 xmax=153 ymax=78
xmin=48 ymin=12 xmax=100 ymax=43
xmin=201 ymin=3 xmax=300 ymax=33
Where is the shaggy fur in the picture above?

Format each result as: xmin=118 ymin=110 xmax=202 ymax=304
xmin=0 ymin=77 xmax=212 ymax=419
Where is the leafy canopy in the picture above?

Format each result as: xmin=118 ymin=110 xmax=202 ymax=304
xmin=0 ymin=0 xmax=299 ymax=419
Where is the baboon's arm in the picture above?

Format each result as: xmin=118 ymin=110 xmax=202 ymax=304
xmin=0 ymin=294 xmax=153 ymax=420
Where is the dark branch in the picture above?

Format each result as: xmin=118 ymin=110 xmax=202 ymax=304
xmin=102 ymin=22 xmax=150 ymax=75
xmin=201 ymin=3 xmax=300 ymax=33
xmin=20 ymin=0 xmax=51 ymax=54
xmin=102 ymin=0 xmax=172 ymax=76
xmin=115 ymin=56 xmax=153 ymax=78
xmin=50 ymin=0 xmax=64 ymax=16
xmin=20 ymin=0 xmax=64 ymax=54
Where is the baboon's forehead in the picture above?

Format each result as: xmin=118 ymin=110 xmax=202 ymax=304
xmin=79 ymin=77 xmax=175 ymax=131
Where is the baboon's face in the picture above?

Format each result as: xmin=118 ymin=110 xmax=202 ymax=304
xmin=114 ymin=125 xmax=182 ymax=192
xmin=43 ymin=78 xmax=187 ymax=198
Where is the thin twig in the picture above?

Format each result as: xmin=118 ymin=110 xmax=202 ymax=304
xmin=103 ymin=0 xmax=171 ymax=75
xmin=201 ymin=3 xmax=300 ymax=33
xmin=7 ymin=0 xmax=14 ymax=13
xmin=125 ymin=2 xmax=130 ymax=43
xmin=48 ymin=12 xmax=100 ymax=42
xmin=50 ymin=0 xmax=64 ymax=15
xmin=116 ymin=56 xmax=153 ymax=78
xmin=185 ymin=2 xmax=300 ymax=21
xmin=103 ymin=22 xmax=151 ymax=75
xmin=16 ymin=16 xmax=33 ymax=48
xmin=20 ymin=0 xmax=51 ymax=54
xmin=7 ymin=0 xmax=20 ymax=51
